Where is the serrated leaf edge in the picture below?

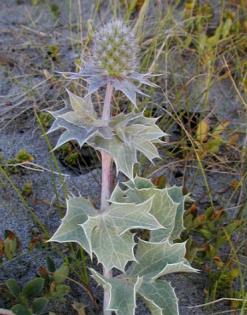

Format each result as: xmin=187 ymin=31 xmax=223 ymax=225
xmin=90 ymin=268 xmax=143 ymax=315
xmin=109 ymin=197 xmax=164 ymax=235
xmin=80 ymin=197 xmax=164 ymax=258
xmin=111 ymin=185 xmax=180 ymax=232
xmin=151 ymin=261 xmax=199 ymax=281
xmin=47 ymin=197 xmax=94 ymax=257
xmin=140 ymin=281 xmax=179 ymax=315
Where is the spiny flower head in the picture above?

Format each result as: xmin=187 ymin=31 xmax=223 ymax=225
xmin=92 ymin=20 xmax=138 ymax=78
xmin=60 ymin=19 xmax=157 ymax=107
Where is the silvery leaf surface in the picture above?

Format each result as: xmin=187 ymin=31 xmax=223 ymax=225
xmin=48 ymin=197 xmax=97 ymax=255
xmin=48 ymin=88 xmax=165 ymax=178
xmin=123 ymin=176 xmax=154 ymax=189
xmin=89 ymin=237 xmax=196 ymax=315
xmin=85 ymin=76 xmax=108 ymax=96
xmin=48 ymin=93 xmax=164 ymax=179
xmin=88 ymin=134 xmax=137 ymax=179
xmin=91 ymin=268 xmax=179 ymax=315
xmin=81 ymin=198 xmax=162 ymax=271
xmin=133 ymin=190 xmax=176 ymax=242
xmin=166 ymin=186 xmax=186 ymax=241
xmin=66 ymin=89 xmax=97 ymax=118
xmin=57 ymin=64 xmax=156 ymax=106
xmin=90 ymin=269 xmax=142 ymax=315
xmin=129 ymin=72 xmax=158 ymax=88
xmin=51 ymin=120 xmax=97 ymax=150
xmin=58 ymin=64 xmax=108 ymax=96
xmin=138 ymin=280 xmax=179 ymax=315
xmin=88 ymin=230 xmax=136 ymax=272
xmin=112 ymin=79 xmax=146 ymax=107
xmin=115 ymin=113 xmax=166 ymax=163
xmin=89 ymin=113 xmax=165 ymax=179
xmin=126 ymin=239 xmax=195 ymax=280
xmin=113 ymin=112 xmax=165 ymax=142
xmin=148 ymin=189 xmax=179 ymax=242
xmin=47 ymin=90 xmax=113 ymax=150
xmin=110 ymin=177 xmax=184 ymax=242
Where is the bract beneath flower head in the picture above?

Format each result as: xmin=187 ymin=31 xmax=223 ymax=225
xmin=58 ymin=20 xmax=157 ymax=107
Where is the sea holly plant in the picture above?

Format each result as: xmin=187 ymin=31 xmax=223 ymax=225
xmin=47 ymin=20 xmax=197 ymax=314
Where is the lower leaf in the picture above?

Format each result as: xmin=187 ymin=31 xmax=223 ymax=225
xmin=48 ymin=197 xmax=97 ymax=256
xmin=90 ymin=269 xmax=142 ymax=315
xmin=138 ymin=280 xmax=179 ymax=315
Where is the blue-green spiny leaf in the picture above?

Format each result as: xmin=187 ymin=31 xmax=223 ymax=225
xmin=110 ymin=177 xmax=181 ymax=241
xmin=81 ymin=198 xmax=162 ymax=271
xmin=47 ymin=90 xmax=112 ymax=150
xmin=126 ymin=239 xmax=196 ymax=280
xmin=89 ymin=113 xmax=166 ymax=179
xmin=48 ymin=197 xmax=97 ymax=256
xmin=138 ymin=280 xmax=179 ymax=315
xmin=90 ymin=269 xmax=142 ymax=315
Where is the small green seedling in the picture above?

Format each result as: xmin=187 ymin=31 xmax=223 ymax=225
xmin=3 ymin=149 xmax=34 ymax=174
xmin=21 ymin=182 xmax=33 ymax=198
xmin=38 ymin=258 xmax=70 ymax=300
xmin=6 ymin=277 xmax=48 ymax=315
xmin=15 ymin=149 xmax=34 ymax=163
xmin=5 ymin=259 xmax=70 ymax=315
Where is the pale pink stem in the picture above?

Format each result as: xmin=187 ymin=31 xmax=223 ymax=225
xmin=100 ymin=150 xmax=112 ymax=210
xmin=100 ymin=82 xmax=114 ymax=315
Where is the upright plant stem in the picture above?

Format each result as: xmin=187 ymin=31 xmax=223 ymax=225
xmin=101 ymin=82 xmax=114 ymax=315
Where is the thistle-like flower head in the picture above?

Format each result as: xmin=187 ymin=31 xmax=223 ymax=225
xmin=61 ymin=19 xmax=156 ymax=106
xmin=92 ymin=20 xmax=137 ymax=78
